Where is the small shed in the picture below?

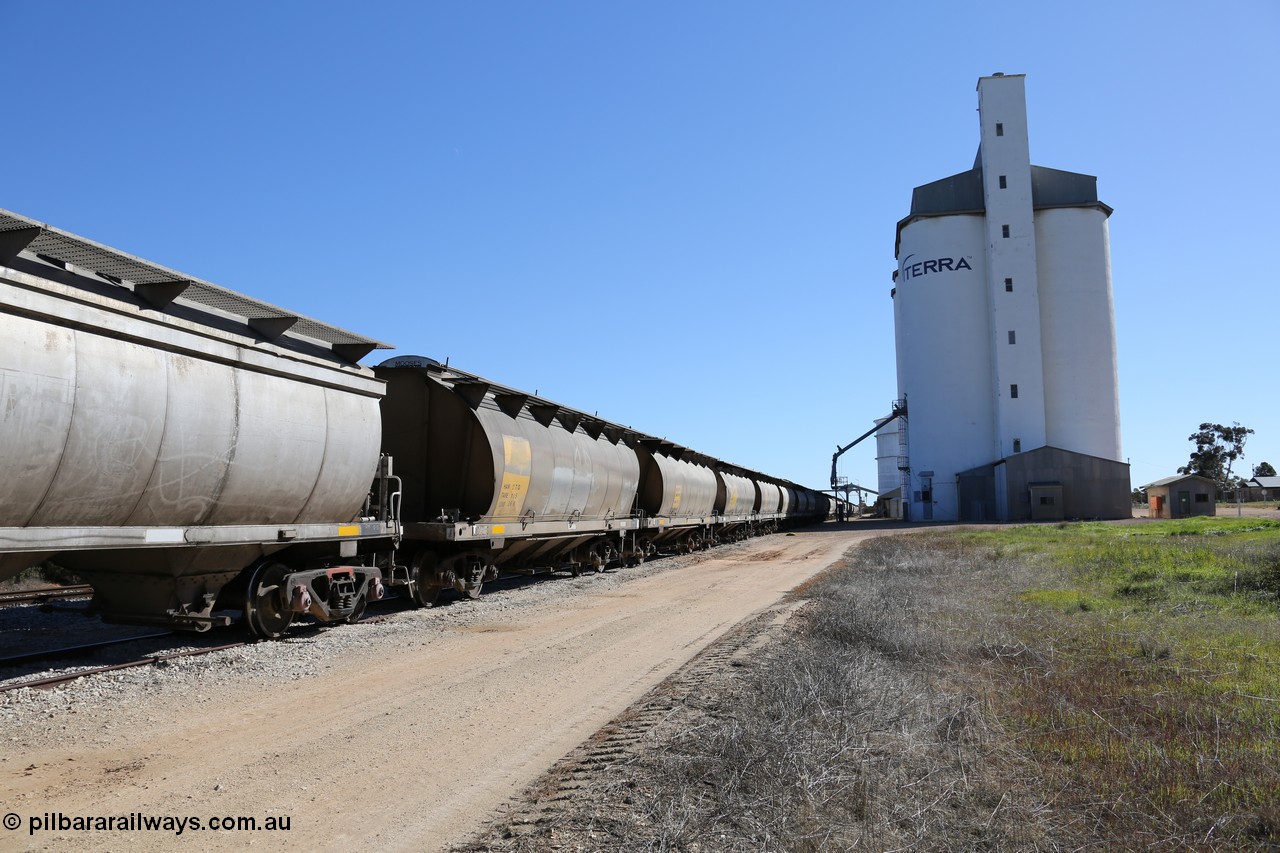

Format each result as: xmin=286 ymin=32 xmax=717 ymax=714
xmin=876 ymin=486 xmax=903 ymax=520
xmin=1142 ymin=474 xmax=1216 ymax=518
xmin=1246 ymin=476 xmax=1280 ymax=501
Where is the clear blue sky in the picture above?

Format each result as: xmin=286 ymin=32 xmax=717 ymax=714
xmin=4 ymin=2 xmax=1277 ymax=494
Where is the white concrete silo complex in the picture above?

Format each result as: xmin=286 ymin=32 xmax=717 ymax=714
xmin=874 ymin=417 xmax=900 ymax=497
xmin=890 ymin=74 xmax=1129 ymax=522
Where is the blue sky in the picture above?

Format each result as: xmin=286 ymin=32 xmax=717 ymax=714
xmin=4 ymin=1 xmax=1277 ymax=494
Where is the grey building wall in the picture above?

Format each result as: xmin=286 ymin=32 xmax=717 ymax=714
xmin=958 ymin=446 xmax=1131 ymax=522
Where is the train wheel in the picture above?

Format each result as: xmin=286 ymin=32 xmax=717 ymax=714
xmin=460 ymin=557 xmax=485 ymax=600
xmin=244 ymin=560 xmax=294 ymax=639
xmin=411 ymin=551 xmax=444 ymax=607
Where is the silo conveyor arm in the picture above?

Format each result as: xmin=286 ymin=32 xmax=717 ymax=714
xmin=830 ymin=412 xmax=901 ymax=491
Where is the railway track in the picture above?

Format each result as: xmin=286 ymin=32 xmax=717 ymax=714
xmin=0 ymin=560 xmax=678 ymax=695
xmin=0 ymin=559 xmax=683 ymax=697
xmin=0 ymin=609 xmax=407 ymax=695
xmin=0 ymin=633 xmax=175 ymax=668
xmin=0 ymin=642 xmax=250 ymax=694
xmin=0 ymin=584 xmax=94 ymax=606
xmin=0 ymin=553 xmax=706 ymax=698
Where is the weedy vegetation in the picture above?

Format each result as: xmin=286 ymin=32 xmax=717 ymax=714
xmin=625 ymin=536 xmax=1059 ymax=851
xmin=0 ymin=559 xmax=84 ymax=589
xmin=957 ymin=518 xmax=1280 ymax=849
xmin=469 ymin=519 xmax=1279 ymax=851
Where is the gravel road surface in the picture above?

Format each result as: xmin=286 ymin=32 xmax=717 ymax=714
xmin=1 ymin=523 xmax=890 ymax=851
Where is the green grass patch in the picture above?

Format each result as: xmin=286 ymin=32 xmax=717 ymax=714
xmin=951 ymin=520 xmax=1280 ymax=846
xmin=1019 ymin=587 xmax=1104 ymax=612
xmin=959 ymin=519 xmax=1280 ymax=616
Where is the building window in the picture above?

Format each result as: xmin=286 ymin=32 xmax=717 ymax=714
xmin=1039 ymin=495 xmax=1055 ymax=506
xmin=1195 ymin=493 xmax=1209 ymax=503
xmin=1010 ymin=384 xmax=1019 ymax=398
xmin=1005 ymin=278 xmax=1013 ymax=292
xmin=1013 ymin=439 xmax=1022 ymax=453
xmin=1008 ymin=330 xmax=1016 ymax=344
xmin=1002 ymin=224 xmax=1010 ymax=238
xmin=999 ymin=175 xmax=1007 ymax=189
xmin=996 ymin=122 xmax=1004 ymax=136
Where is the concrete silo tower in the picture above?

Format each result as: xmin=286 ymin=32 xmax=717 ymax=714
xmin=891 ymin=74 xmax=1129 ymax=522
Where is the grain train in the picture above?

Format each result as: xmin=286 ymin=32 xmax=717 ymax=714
xmin=0 ymin=209 xmax=831 ymax=637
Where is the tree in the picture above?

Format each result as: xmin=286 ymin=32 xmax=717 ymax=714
xmin=1255 ymin=461 xmax=1277 ymax=478
xmin=1177 ymin=422 xmax=1254 ymax=490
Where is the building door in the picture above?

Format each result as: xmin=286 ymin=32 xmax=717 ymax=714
xmin=921 ymin=477 xmax=933 ymax=520
xmin=1178 ymin=491 xmax=1191 ymax=517
xmin=1151 ymin=495 xmax=1164 ymax=519
xmin=1029 ymin=484 xmax=1065 ymax=521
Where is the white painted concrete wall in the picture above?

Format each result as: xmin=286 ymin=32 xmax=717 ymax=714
xmin=978 ymin=73 xmax=1047 ymax=458
xmin=1037 ymin=207 xmax=1122 ymax=461
xmin=895 ymin=213 xmax=996 ymax=521
xmin=875 ymin=417 xmax=899 ymax=496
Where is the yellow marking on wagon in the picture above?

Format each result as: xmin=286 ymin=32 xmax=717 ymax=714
xmin=337 ymin=525 xmax=360 ymax=536
xmin=494 ymin=435 xmax=532 ymax=518
xmin=492 ymin=525 xmax=506 ymax=534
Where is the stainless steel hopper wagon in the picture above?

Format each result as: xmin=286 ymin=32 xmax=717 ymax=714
xmin=1 ymin=209 xmax=832 ymax=639
xmin=0 ymin=210 xmax=400 ymax=636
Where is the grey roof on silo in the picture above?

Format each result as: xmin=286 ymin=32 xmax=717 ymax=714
xmin=910 ymin=168 xmax=986 ymax=216
xmin=896 ymin=164 xmax=1112 ymax=256
xmin=908 ymin=164 xmax=1107 ymax=217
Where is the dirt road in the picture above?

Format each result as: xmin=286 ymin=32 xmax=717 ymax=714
xmin=1 ymin=525 xmax=885 ymax=851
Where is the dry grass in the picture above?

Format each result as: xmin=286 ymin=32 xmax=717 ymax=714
xmin=465 ymin=523 xmax=1280 ymax=851
xmin=618 ymin=536 xmax=1060 ymax=852
xmin=0 ymin=560 xmax=84 ymax=590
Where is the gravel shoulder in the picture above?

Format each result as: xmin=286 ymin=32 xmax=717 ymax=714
xmin=1 ymin=523 xmax=892 ymax=851
xmin=454 ymin=595 xmax=820 ymax=852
